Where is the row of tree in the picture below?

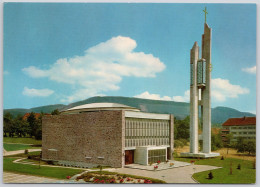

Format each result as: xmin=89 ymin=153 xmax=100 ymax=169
xmin=174 ymin=116 xmax=223 ymax=151
xmin=234 ymin=137 xmax=256 ymax=155
xmin=3 ymin=109 xmax=60 ymax=140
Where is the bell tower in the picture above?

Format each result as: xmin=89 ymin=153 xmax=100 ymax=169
xmin=181 ymin=7 xmax=220 ymax=158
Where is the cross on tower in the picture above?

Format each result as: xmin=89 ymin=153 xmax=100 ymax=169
xmin=203 ymin=7 xmax=208 ymax=23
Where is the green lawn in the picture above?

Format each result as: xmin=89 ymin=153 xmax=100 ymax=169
xmin=3 ymin=143 xmax=40 ymax=151
xmin=3 ymin=157 xmax=84 ymax=179
xmin=4 ymin=137 xmax=42 ymax=145
xmin=175 ymin=157 xmax=256 ymax=184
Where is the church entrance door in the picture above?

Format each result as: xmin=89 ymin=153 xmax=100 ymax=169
xmin=125 ymin=150 xmax=134 ymax=165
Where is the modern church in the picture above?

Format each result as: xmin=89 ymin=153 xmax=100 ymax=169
xmin=42 ymin=8 xmax=218 ymax=168
xmin=42 ymin=103 xmax=174 ymax=168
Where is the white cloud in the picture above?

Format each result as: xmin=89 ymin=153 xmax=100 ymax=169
xmin=172 ymin=90 xmax=190 ymax=102
xmin=161 ymin=78 xmax=249 ymax=103
xmin=212 ymin=78 xmax=249 ymax=101
xmin=134 ymin=90 xmax=190 ymax=102
xmin=134 ymin=91 xmax=172 ymax=101
xmin=242 ymin=66 xmax=256 ymax=74
xmin=22 ymin=66 xmax=48 ymax=78
xmin=22 ymin=87 xmax=54 ymax=97
xmin=22 ymin=36 xmax=165 ymax=102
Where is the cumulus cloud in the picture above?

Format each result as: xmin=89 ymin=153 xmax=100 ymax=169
xmin=137 ymin=78 xmax=249 ymax=103
xmin=134 ymin=91 xmax=172 ymax=101
xmin=134 ymin=90 xmax=190 ymax=102
xmin=211 ymin=78 xmax=249 ymax=101
xmin=242 ymin=66 xmax=256 ymax=74
xmin=22 ymin=87 xmax=54 ymax=97
xmin=22 ymin=36 xmax=165 ymax=103
xmin=172 ymin=90 xmax=190 ymax=102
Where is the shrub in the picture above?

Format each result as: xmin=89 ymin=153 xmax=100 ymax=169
xmin=208 ymin=171 xmax=213 ymax=179
xmin=174 ymin=140 xmax=184 ymax=148
xmin=24 ymin=149 xmax=29 ymax=155
xmin=97 ymin=165 xmax=103 ymax=172
xmin=46 ymin=160 xmax=54 ymax=165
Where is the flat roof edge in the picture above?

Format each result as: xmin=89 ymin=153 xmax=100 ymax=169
xmin=125 ymin=111 xmax=171 ymax=120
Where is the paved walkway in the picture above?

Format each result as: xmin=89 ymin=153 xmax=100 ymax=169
xmin=113 ymin=164 xmax=221 ymax=183
xmin=3 ymin=172 xmax=74 ymax=183
xmin=125 ymin=160 xmax=191 ymax=171
xmin=3 ymin=149 xmax=41 ymax=156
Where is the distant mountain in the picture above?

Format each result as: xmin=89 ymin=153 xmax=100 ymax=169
xmin=4 ymin=96 xmax=255 ymax=125
xmin=211 ymin=106 xmax=255 ymax=124
xmin=4 ymin=104 xmax=66 ymax=117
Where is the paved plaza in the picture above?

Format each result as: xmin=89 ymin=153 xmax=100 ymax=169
xmin=3 ymin=172 xmax=73 ymax=183
xmin=113 ymin=164 xmax=221 ymax=183
xmin=3 ymin=148 xmax=221 ymax=184
xmin=125 ymin=160 xmax=191 ymax=171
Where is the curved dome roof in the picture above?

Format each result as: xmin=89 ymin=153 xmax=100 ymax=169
xmin=62 ymin=102 xmax=140 ymax=114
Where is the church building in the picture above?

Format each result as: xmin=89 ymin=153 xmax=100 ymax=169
xmin=42 ymin=103 xmax=174 ymax=168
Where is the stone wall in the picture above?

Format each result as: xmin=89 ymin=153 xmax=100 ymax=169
xmin=42 ymin=110 xmax=124 ymax=168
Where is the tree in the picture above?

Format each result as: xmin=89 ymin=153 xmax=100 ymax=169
xmin=211 ymin=131 xmax=223 ymax=151
xmin=51 ymin=109 xmax=60 ymax=115
xmin=225 ymin=133 xmax=234 ymax=154
xmin=35 ymin=113 xmax=44 ymax=140
xmin=235 ymin=138 xmax=255 ymax=155
xmin=175 ymin=116 xmax=190 ymax=140
xmin=3 ymin=112 xmax=14 ymax=137
xmin=245 ymin=140 xmax=256 ymax=155
xmin=27 ymin=112 xmax=40 ymax=138
xmin=12 ymin=114 xmax=30 ymax=137
xmin=236 ymin=137 xmax=246 ymax=153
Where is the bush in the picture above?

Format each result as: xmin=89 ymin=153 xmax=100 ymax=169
xmin=174 ymin=140 xmax=184 ymax=148
xmin=97 ymin=165 xmax=103 ymax=172
xmin=24 ymin=149 xmax=28 ymax=155
xmin=46 ymin=160 xmax=54 ymax=165
xmin=208 ymin=171 xmax=213 ymax=179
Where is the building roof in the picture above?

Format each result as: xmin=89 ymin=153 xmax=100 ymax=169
xmin=222 ymin=116 xmax=256 ymax=126
xmin=62 ymin=102 xmax=140 ymax=114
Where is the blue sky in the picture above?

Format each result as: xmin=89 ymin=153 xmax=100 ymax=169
xmin=3 ymin=3 xmax=256 ymax=113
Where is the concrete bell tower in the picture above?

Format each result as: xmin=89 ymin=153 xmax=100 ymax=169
xmin=181 ymin=7 xmax=219 ymax=158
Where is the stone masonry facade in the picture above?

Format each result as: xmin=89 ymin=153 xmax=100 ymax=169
xmin=42 ymin=110 xmax=124 ymax=168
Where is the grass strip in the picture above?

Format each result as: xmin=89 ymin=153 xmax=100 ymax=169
xmin=3 ymin=157 xmax=84 ymax=180
xmin=4 ymin=137 xmax=42 ymax=145
xmin=175 ymin=157 xmax=256 ymax=184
